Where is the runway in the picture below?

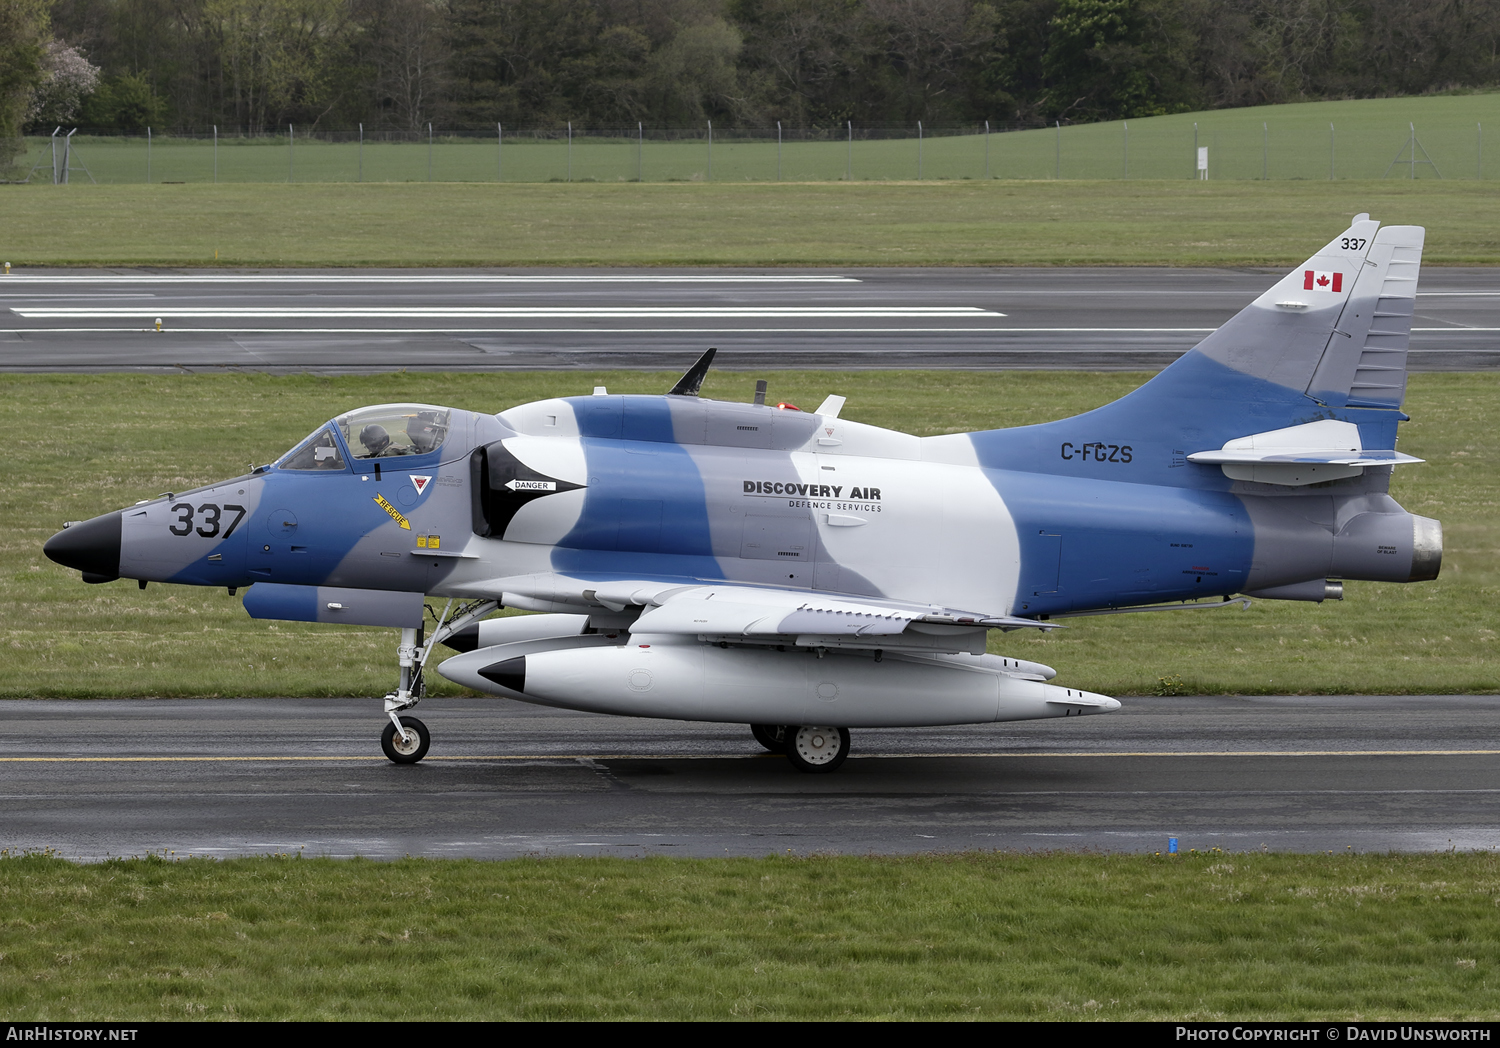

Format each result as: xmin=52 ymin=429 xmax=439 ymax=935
xmin=5 ymin=695 xmax=1500 ymax=861
xmin=2 ymin=267 xmax=1498 ymax=371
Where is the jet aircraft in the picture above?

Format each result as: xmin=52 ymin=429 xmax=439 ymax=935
xmin=44 ymin=215 xmax=1440 ymax=772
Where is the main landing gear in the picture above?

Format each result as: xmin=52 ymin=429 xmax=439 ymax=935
xmin=380 ymin=599 xmax=498 ymax=765
xmin=751 ymin=723 xmax=852 ymax=773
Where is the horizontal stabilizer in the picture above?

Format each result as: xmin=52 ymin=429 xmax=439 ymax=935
xmin=1188 ymin=419 xmax=1421 ymax=486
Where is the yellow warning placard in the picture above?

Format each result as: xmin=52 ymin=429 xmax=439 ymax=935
xmin=373 ymin=493 xmax=411 ymax=530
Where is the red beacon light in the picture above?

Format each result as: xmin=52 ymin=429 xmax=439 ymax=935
xmin=776 ymin=402 xmax=802 ymax=411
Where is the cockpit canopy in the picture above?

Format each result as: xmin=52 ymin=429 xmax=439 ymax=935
xmin=278 ymin=404 xmax=453 ymax=471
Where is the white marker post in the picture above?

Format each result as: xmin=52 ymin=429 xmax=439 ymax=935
xmin=1197 ymin=146 xmax=1209 ymax=180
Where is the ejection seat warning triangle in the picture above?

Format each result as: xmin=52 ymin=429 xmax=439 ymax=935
xmin=409 ymin=475 xmax=432 ymax=494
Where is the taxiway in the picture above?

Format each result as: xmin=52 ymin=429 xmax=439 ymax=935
xmin=4 ymin=695 xmax=1499 ymax=861
xmin=3 ymin=267 xmax=1498 ymax=371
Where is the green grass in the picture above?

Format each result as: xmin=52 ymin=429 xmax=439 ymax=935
xmin=13 ymin=93 xmax=1498 ymax=185
xmin=4 ymin=370 xmax=1494 ymax=699
xmin=3 ymin=180 xmax=1500 ymax=267
xmin=2 ymin=850 xmax=1499 ymax=1019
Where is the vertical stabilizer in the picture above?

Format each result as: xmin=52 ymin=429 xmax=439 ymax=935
xmin=1193 ymin=214 xmax=1383 ymax=393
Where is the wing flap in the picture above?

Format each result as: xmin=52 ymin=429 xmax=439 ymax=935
xmin=451 ymin=573 xmax=1060 ymax=653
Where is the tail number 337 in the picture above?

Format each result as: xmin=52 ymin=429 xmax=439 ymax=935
xmin=168 ymin=503 xmax=247 ymax=538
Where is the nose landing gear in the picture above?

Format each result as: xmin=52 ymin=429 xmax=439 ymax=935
xmin=379 ymin=599 xmax=498 ymax=765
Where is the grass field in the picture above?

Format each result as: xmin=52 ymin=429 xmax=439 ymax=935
xmin=2 ymin=850 xmax=1498 ymax=1020
xmin=13 ymin=93 xmax=1498 ymax=185
xmin=5 ymin=370 xmax=1493 ymax=700
xmin=4 ymin=180 xmax=1500 ymax=267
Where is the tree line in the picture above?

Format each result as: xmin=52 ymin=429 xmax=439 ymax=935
xmin=5 ymin=0 xmax=1499 ymax=149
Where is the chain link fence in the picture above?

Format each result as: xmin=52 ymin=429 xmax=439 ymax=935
xmin=15 ymin=118 xmax=1489 ymax=184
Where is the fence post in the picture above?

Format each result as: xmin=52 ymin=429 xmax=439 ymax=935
xmin=288 ymin=124 xmax=293 ymax=183
xmin=359 ymin=123 xmax=363 ymax=182
xmin=428 ymin=122 xmax=433 ymax=182
xmin=567 ymin=121 xmax=572 ymax=182
xmin=918 ymin=121 xmax=923 ymax=180
xmin=1410 ymin=123 xmax=1416 ymax=180
xmin=637 ymin=122 xmax=642 ymax=182
xmin=1122 ymin=121 xmax=1127 ymax=179
xmin=50 ymin=127 xmax=59 ymax=185
xmin=1329 ymin=123 xmax=1334 ymax=180
xmin=1193 ymin=122 xmax=1197 ymax=180
xmin=147 ymin=127 xmax=151 ymax=183
xmin=213 ymin=125 xmax=218 ymax=183
xmin=1480 ymin=122 xmax=1484 ymax=180
xmin=1054 ymin=120 xmax=1059 ymax=179
xmin=61 ymin=129 xmax=70 ymax=184
xmin=985 ymin=119 xmax=990 ymax=179
xmin=707 ymin=120 xmax=712 ymax=180
xmin=846 ymin=120 xmax=851 ymax=181
xmin=498 ymin=123 xmax=502 ymax=182
xmin=776 ymin=121 xmax=781 ymax=181
xmin=1262 ymin=122 xmax=1267 ymax=180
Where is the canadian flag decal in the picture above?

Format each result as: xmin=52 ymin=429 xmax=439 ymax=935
xmin=1303 ymin=270 xmax=1343 ymax=292
xmin=409 ymin=475 xmax=432 ymax=494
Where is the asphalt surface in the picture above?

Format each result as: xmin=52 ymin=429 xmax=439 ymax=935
xmin=5 ymin=695 xmax=1500 ymax=861
xmin=2 ymin=267 xmax=1497 ymax=372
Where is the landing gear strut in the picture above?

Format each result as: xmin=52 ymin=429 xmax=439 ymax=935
xmin=379 ymin=599 xmax=498 ymax=765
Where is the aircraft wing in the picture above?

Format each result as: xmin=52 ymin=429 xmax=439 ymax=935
xmin=453 ymin=573 xmax=1056 ymax=656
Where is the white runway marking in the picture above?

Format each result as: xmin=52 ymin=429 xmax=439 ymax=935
xmin=11 ymin=306 xmax=997 ymax=319
xmin=0 ymin=274 xmax=862 ymax=284
xmin=6 ymin=326 xmax=1213 ymax=336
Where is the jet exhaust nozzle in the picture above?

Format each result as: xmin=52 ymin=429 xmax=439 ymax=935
xmin=1410 ymin=516 xmax=1443 ymax=582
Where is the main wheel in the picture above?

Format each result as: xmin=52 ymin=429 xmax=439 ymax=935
xmin=381 ymin=715 xmax=431 ymax=765
xmin=784 ymin=725 xmax=851 ymax=774
xmin=750 ymin=724 xmax=790 ymax=753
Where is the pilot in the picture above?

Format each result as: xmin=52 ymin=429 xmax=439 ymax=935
xmin=408 ymin=413 xmax=443 ymax=454
xmin=359 ymin=423 xmax=394 ymax=457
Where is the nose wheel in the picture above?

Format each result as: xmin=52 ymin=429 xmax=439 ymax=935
xmin=381 ymin=715 xmax=431 ymax=764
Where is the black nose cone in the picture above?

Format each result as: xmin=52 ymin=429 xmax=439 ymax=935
xmin=44 ymin=512 xmax=122 ymax=581
xmin=479 ymin=656 xmax=526 ymax=694
xmin=441 ymin=622 xmax=481 ymax=653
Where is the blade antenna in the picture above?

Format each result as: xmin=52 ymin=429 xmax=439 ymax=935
xmin=667 ymin=347 xmax=717 ymax=397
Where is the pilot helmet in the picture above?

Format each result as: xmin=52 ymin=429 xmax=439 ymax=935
xmin=409 ymin=412 xmax=442 ymax=453
xmin=359 ymin=423 xmax=392 ymax=456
